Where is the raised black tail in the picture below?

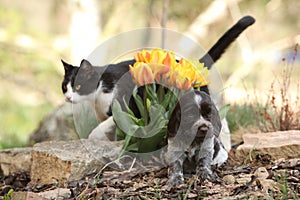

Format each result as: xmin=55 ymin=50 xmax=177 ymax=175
xmin=199 ymin=16 xmax=255 ymax=69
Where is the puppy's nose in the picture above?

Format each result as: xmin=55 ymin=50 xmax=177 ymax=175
xmin=197 ymin=124 xmax=209 ymax=135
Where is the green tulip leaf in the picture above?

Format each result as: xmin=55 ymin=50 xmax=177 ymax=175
xmin=112 ymin=100 xmax=140 ymax=136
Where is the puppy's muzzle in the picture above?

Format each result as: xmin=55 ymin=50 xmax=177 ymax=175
xmin=198 ymin=124 xmax=208 ymax=134
xmin=196 ymin=121 xmax=212 ymax=138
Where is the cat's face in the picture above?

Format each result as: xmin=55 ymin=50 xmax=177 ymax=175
xmin=61 ymin=59 xmax=99 ymax=104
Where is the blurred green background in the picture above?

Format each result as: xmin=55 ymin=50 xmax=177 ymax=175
xmin=0 ymin=0 xmax=299 ymax=149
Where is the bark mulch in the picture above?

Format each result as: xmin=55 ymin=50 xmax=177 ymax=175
xmin=1 ymin=147 xmax=299 ymax=199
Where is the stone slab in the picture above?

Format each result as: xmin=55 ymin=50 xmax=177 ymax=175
xmin=11 ymin=188 xmax=71 ymax=200
xmin=0 ymin=147 xmax=32 ymax=176
xmin=236 ymin=130 xmax=300 ymax=159
xmin=30 ymin=139 xmax=122 ymax=186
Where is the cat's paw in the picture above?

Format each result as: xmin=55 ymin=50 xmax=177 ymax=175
xmin=88 ymin=125 xmax=108 ymax=140
xmin=88 ymin=117 xmax=116 ymax=141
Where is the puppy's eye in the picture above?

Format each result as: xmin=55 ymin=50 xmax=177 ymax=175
xmin=201 ymin=103 xmax=211 ymax=117
xmin=63 ymin=85 xmax=67 ymax=90
xmin=75 ymin=85 xmax=81 ymax=90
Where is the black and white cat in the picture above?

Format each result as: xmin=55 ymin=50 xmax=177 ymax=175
xmin=62 ymin=59 xmax=136 ymax=140
xmin=61 ymin=16 xmax=255 ymax=142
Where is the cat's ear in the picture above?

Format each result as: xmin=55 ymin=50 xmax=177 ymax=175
xmin=79 ymin=59 xmax=95 ymax=78
xmin=61 ymin=59 xmax=74 ymax=72
xmin=79 ymin=59 xmax=93 ymax=69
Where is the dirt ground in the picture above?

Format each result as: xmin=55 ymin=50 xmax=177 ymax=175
xmin=1 ymin=147 xmax=299 ymax=199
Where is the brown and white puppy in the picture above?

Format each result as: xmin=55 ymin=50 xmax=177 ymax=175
xmin=166 ymin=90 xmax=228 ymax=186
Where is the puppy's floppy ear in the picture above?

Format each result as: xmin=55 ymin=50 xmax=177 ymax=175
xmin=197 ymin=91 xmax=222 ymax=137
xmin=210 ymin=98 xmax=222 ymax=137
xmin=167 ymin=102 xmax=181 ymax=138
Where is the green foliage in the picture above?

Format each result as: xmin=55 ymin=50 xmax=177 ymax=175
xmin=4 ymin=189 xmax=14 ymax=200
xmin=182 ymin=180 xmax=193 ymax=200
xmin=113 ymin=98 xmax=168 ymax=155
xmin=113 ymin=84 xmax=180 ymax=155
xmin=273 ymin=172 xmax=299 ymax=200
xmin=0 ymin=46 xmax=59 ymax=149
xmin=226 ymin=103 xmax=257 ymax=132
xmin=0 ymin=97 xmax=53 ymax=149
xmin=0 ymin=8 xmax=62 ymax=149
xmin=0 ymin=7 xmax=23 ymax=39
xmin=219 ymin=104 xmax=230 ymax=120
xmin=72 ymin=102 xmax=99 ymax=139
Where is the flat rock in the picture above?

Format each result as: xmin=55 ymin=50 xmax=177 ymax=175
xmin=0 ymin=147 xmax=32 ymax=176
xmin=30 ymin=139 xmax=122 ymax=186
xmin=236 ymin=130 xmax=300 ymax=159
xmin=11 ymin=191 xmax=48 ymax=200
xmin=11 ymin=188 xmax=71 ymax=200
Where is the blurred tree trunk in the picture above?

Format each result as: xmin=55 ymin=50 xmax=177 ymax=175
xmin=69 ymin=0 xmax=101 ymax=63
xmin=180 ymin=0 xmax=257 ymax=98
xmin=175 ymin=0 xmax=233 ymax=66
xmin=184 ymin=0 xmax=233 ymax=41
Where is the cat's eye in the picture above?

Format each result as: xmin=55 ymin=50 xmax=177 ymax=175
xmin=75 ymin=85 xmax=81 ymax=90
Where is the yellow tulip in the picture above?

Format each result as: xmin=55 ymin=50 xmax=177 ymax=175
xmin=149 ymin=63 xmax=170 ymax=75
xmin=135 ymin=50 xmax=151 ymax=63
xmin=174 ymin=76 xmax=192 ymax=90
xmin=150 ymin=49 xmax=166 ymax=64
xmin=129 ymin=62 xmax=154 ymax=86
xmin=148 ymin=63 xmax=170 ymax=85
xmin=173 ymin=67 xmax=195 ymax=90
xmin=180 ymin=58 xmax=210 ymax=88
xmin=194 ymin=68 xmax=209 ymax=87
xmin=132 ymin=49 xmax=209 ymax=89
xmin=135 ymin=49 xmax=176 ymax=66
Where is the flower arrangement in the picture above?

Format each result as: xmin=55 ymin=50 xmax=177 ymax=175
xmin=130 ymin=49 xmax=209 ymax=90
xmin=112 ymin=48 xmax=210 ymax=155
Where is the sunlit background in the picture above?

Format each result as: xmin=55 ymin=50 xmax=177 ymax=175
xmin=0 ymin=0 xmax=299 ymax=148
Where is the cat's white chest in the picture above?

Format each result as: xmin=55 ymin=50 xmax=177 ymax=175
xmin=94 ymin=82 xmax=114 ymax=122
